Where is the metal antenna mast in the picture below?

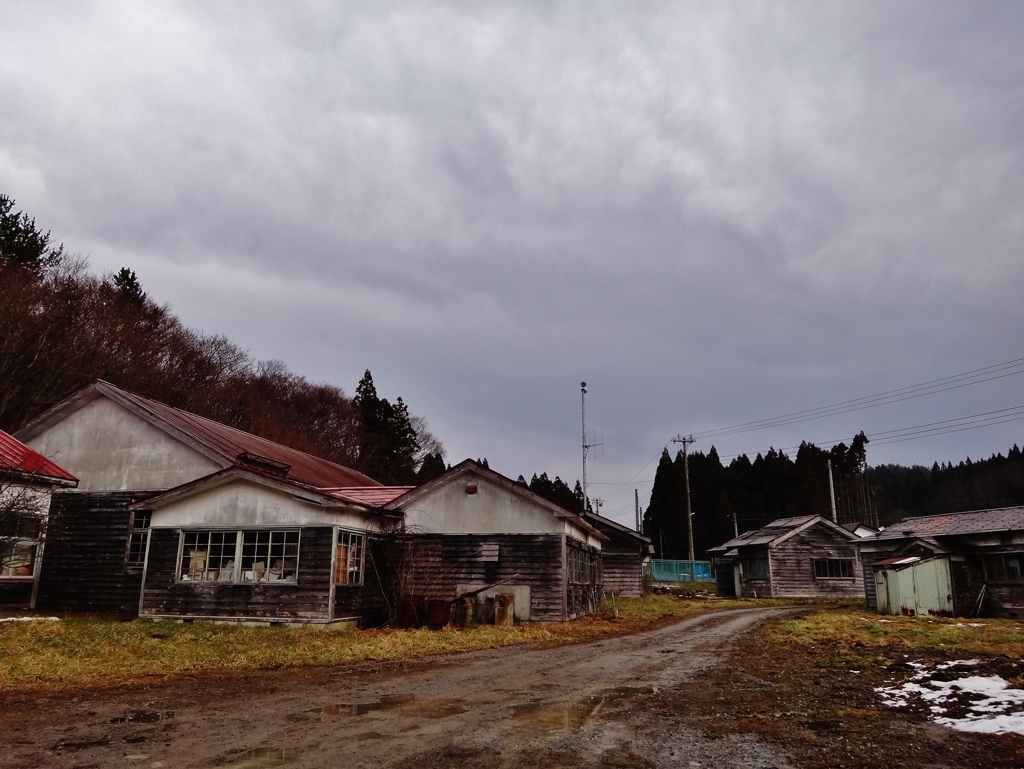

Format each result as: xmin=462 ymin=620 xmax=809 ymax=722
xmin=580 ymin=382 xmax=602 ymax=512
xmin=672 ymin=434 xmax=696 ymax=562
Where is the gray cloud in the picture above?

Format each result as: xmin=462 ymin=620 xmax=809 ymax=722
xmin=2 ymin=1 xmax=1023 ymax=524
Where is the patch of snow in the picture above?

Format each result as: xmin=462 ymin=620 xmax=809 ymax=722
xmin=876 ymin=660 xmax=1024 ymax=735
xmin=0 ymin=616 xmax=60 ymax=623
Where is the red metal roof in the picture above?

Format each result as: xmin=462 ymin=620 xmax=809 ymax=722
xmin=0 ymin=429 xmax=77 ymax=483
xmin=107 ymin=385 xmax=380 ymax=489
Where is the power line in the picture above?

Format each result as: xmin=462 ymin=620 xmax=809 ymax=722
xmin=692 ymin=356 xmax=1024 ymax=440
xmin=714 ymin=405 xmax=1024 ymax=461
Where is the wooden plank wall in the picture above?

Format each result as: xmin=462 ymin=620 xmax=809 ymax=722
xmin=0 ymin=582 xmax=33 ymax=608
xmin=383 ymin=534 xmax=566 ymax=623
xmin=601 ymin=544 xmax=644 ymax=597
xmin=140 ymin=527 xmax=334 ymax=621
xmin=36 ymin=491 xmax=154 ymax=617
xmin=769 ymin=526 xmax=864 ymax=599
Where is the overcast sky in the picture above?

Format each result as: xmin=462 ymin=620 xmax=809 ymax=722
xmin=3 ymin=1 xmax=1023 ymax=525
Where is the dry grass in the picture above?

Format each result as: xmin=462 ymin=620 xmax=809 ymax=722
xmin=0 ymin=594 xmax=756 ymax=693
xmin=768 ymin=602 xmax=1024 ymax=663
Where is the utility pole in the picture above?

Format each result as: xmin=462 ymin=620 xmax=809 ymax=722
xmin=635 ymin=489 xmax=640 ymax=533
xmin=593 ymin=498 xmax=604 ymax=515
xmin=672 ymin=434 xmax=696 ymax=562
xmin=731 ymin=511 xmax=739 ymax=539
xmin=580 ymin=382 xmax=601 ymax=512
xmin=827 ymin=459 xmax=838 ymax=523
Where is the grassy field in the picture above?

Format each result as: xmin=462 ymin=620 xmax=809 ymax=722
xmin=769 ymin=602 xmax=1024 ymax=663
xmin=0 ymin=595 xmax=755 ymax=693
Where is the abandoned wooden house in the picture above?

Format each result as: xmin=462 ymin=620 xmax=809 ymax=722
xmin=858 ymin=506 xmax=1024 ymax=618
xmin=582 ymin=511 xmax=651 ymax=597
xmin=15 ymin=380 xmax=411 ymax=625
xmin=0 ymin=429 xmax=78 ymax=610
xmin=385 ymin=460 xmax=607 ymax=622
xmin=708 ymin=515 xmax=865 ymax=599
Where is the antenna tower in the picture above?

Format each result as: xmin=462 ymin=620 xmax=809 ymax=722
xmin=580 ymin=382 xmax=602 ymax=512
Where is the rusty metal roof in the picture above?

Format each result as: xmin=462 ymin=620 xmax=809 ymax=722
xmin=708 ymin=515 xmax=820 ymax=551
xmin=17 ymin=381 xmax=380 ymax=490
xmin=324 ymin=486 xmax=414 ymax=507
xmin=870 ymin=506 xmax=1024 ymax=541
xmin=0 ymin=428 xmax=77 ymax=484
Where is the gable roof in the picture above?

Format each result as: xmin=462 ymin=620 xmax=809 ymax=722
xmin=16 ymin=380 xmax=379 ymax=489
xmin=0 ymin=428 xmax=77 ymax=485
xmin=134 ymin=466 xmax=410 ymax=513
xmin=388 ymin=459 xmax=606 ymax=541
xmin=867 ymin=506 xmax=1024 ymax=542
xmin=708 ymin=515 xmax=856 ymax=553
xmin=582 ymin=511 xmax=651 ymax=543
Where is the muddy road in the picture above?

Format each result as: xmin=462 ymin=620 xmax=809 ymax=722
xmin=3 ymin=607 xmax=797 ymax=769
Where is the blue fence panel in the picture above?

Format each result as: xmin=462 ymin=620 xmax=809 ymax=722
xmin=646 ymin=559 xmax=714 ymax=583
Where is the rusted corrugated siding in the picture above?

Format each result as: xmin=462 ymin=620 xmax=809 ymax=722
xmin=140 ymin=527 xmax=334 ymax=621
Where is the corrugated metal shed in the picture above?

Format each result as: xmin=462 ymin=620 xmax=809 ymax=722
xmin=0 ymin=428 xmax=77 ymax=484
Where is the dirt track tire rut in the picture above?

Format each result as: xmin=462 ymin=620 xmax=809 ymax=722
xmin=1 ymin=607 xmax=798 ymax=769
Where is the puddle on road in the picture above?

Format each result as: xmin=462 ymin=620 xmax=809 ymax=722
xmin=313 ymin=696 xmax=468 ymax=719
xmin=509 ymin=686 xmax=655 ymax=737
xmin=110 ymin=710 xmax=174 ymax=724
xmin=218 ymin=747 xmax=294 ymax=767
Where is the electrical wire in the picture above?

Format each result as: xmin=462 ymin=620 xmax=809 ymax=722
xmin=691 ymin=356 xmax=1024 ymax=440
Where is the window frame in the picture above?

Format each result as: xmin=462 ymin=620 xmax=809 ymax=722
xmin=126 ymin=510 xmax=151 ymax=567
xmin=813 ymin=558 xmax=856 ymax=579
xmin=0 ymin=539 xmax=37 ymax=579
xmin=177 ymin=529 xmax=301 ymax=585
xmin=983 ymin=553 xmax=1024 ymax=583
xmin=334 ymin=530 xmax=365 ymax=586
xmin=742 ymin=557 xmax=769 ymax=580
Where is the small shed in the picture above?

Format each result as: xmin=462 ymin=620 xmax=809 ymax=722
xmin=386 ymin=460 xmax=607 ymax=622
xmin=707 ymin=515 xmax=865 ymax=599
xmin=582 ymin=511 xmax=651 ymax=597
xmin=0 ymin=429 xmax=78 ymax=610
xmin=858 ymin=506 xmax=1024 ymax=618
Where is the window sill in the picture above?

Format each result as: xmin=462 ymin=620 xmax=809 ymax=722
xmin=0 ymin=576 xmax=35 ymax=581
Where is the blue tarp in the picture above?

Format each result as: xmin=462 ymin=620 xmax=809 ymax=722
xmin=646 ymin=559 xmax=713 ymax=583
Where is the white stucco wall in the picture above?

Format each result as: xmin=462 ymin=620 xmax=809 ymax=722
xmin=24 ymin=397 xmax=222 ymax=491
xmin=150 ymin=478 xmax=379 ymax=531
xmin=402 ymin=473 xmax=588 ymax=538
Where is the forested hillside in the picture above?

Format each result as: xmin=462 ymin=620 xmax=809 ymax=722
xmin=643 ymin=436 xmax=1024 ymax=560
xmin=0 ymin=195 xmax=444 ymax=485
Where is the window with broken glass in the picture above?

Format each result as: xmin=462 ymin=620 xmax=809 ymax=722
xmin=126 ymin=510 xmax=151 ymax=566
xmin=0 ymin=540 xmax=37 ymax=578
xmin=334 ymin=530 xmax=365 ymax=586
xmin=813 ymin=558 xmax=855 ymax=579
xmin=179 ymin=530 xmax=300 ymax=583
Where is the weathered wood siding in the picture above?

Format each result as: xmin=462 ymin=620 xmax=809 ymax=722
xmin=335 ymin=538 xmax=389 ymax=628
xmin=768 ymin=526 xmax=864 ymax=599
xmin=0 ymin=581 xmax=34 ymax=608
xmin=140 ymin=527 xmax=333 ymax=621
xmin=35 ymin=491 xmax=153 ymax=617
xmin=383 ymin=534 xmax=567 ymax=623
xmin=601 ymin=549 xmax=643 ymax=597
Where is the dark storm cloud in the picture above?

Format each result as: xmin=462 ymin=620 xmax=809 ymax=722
xmin=2 ymin=1 xmax=1023 ymax=524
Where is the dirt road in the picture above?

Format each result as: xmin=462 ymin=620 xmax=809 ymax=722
xmin=2 ymin=607 xmax=797 ymax=769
